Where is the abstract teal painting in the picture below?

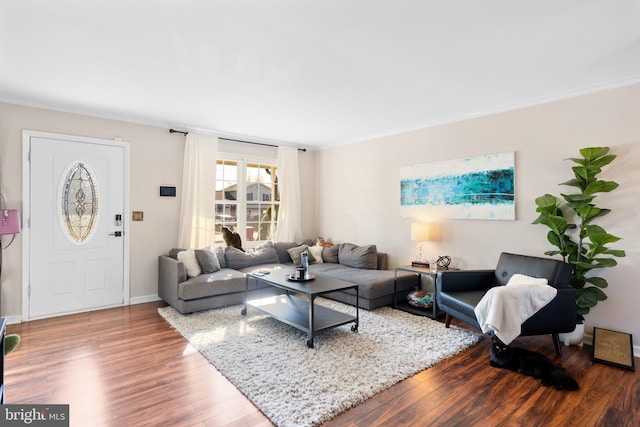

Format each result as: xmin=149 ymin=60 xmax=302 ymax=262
xmin=400 ymin=152 xmax=515 ymax=220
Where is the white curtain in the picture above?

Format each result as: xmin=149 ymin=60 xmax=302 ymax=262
xmin=275 ymin=146 xmax=303 ymax=242
xmin=178 ymin=133 xmax=218 ymax=248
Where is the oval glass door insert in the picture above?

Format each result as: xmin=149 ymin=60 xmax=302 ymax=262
xmin=60 ymin=162 xmax=99 ymax=244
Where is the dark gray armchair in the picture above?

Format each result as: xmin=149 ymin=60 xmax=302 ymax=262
xmin=436 ymin=252 xmax=576 ymax=355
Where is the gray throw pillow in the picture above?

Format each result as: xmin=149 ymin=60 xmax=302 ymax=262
xmin=338 ymin=243 xmax=378 ymax=269
xmin=195 ymin=247 xmax=221 ymax=273
xmin=287 ymin=244 xmax=316 ymax=266
xmin=225 ymin=246 xmax=280 ymax=269
xmin=214 ymin=246 xmax=226 ymax=268
xmin=322 ymin=245 xmax=339 ymax=263
xmin=253 ymin=240 xmax=275 ymax=251
xmin=169 ymin=248 xmax=186 ymax=260
xmin=274 ymin=241 xmax=300 ymax=263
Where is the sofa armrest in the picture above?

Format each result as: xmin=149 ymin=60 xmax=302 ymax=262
xmin=158 ymin=255 xmax=187 ymax=306
xmin=437 ymin=269 xmax=497 ymax=293
xmin=522 ymin=287 xmax=577 ymax=335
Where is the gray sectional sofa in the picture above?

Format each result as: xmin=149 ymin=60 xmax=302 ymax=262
xmin=158 ymin=240 xmax=419 ymax=314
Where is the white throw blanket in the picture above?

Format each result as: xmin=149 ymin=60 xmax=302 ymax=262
xmin=474 ymin=273 xmax=557 ymax=345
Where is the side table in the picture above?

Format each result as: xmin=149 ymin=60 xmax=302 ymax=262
xmin=393 ymin=265 xmax=445 ymax=319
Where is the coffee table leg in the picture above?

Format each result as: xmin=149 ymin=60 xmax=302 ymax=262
xmin=307 ymin=296 xmax=315 ymax=348
xmin=351 ymin=285 xmax=359 ymax=332
xmin=241 ymin=275 xmax=248 ymax=316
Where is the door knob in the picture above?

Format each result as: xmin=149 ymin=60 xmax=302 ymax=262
xmin=109 ymin=231 xmax=123 ymax=237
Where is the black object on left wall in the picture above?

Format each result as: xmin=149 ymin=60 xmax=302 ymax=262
xmin=160 ymin=186 xmax=176 ymax=197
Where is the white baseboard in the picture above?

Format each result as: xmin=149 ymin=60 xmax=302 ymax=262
xmin=3 ymin=295 xmax=162 ymax=325
xmin=4 ymin=314 xmax=23 ymax=325
xmin=130 ymin=294 xmax=163 ymax=305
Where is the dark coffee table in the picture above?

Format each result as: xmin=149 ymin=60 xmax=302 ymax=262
xmin=242 ymin=272 xmax=359 ymax=348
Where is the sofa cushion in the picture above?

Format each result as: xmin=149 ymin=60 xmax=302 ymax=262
xmin=287 ymin=244 xmax=316 ymax=265
xmin=309 ymin=264 xmax=417 ymax=300
xmin=177 ymin=248 xmax=201 ymax=277
xmin=338 ymin=243 xmax=377 ymax=269
xmin=195 ymin=247 xmax=221 ymax=273
xmin=178 ymin=268 xmax=246 ymax=300
xmin=322 ymin=245 xmax=339 ymax=263
xmin=225 ymin=246 xmax=280 ymax=269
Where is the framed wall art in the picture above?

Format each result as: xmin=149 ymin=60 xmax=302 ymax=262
xmin=400 ymin=152 xmax=515 ymax=220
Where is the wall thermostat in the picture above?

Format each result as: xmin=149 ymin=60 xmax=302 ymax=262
xmin=160 ymin=186 xmax=176 ymax=197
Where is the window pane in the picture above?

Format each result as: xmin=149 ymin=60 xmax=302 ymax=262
xmin=215 ymin=160 xmax=238 ymax=245
xmin=216 ymin=160 xmax=238 ymax=201
xmin=248 ymin=203 xmax=278 ymax=241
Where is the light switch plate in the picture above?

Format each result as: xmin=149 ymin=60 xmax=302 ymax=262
xmin=132 ymin=211 xmax=144 ymax=221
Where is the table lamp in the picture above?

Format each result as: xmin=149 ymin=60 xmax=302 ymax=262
xmin=410 ymin=222 xmax=430 ymax=267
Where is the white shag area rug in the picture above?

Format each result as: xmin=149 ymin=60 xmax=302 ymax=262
xmin=159 ymin=299 xmax=482 ymax=427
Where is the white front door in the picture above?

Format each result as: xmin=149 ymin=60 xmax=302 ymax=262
xmin=24 ymin=131 xmax=129 ymax=319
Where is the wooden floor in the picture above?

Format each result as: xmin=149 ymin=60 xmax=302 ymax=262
xmin=5 ymin=302 xmax=639 ymax=427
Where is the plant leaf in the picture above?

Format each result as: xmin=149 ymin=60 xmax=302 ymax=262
xmin=561 ymin=193 xmax=594 ymax=205
xmin=585 ymin=180 xmax=619 ymax=194
xmin=590 ymin=154 xmax=616 ymax=169
xmin=534 ymin=194 xmax=559 ymax=210
xmin=587 ymin=230 xmax=621 ymax=246
xmin=585 ymin=276 xmax=608 ymax=288
xmin=560 ymin=178 xmax=586 ymax=189
xmin=579 ymin=147 xmax=609 ymax=162
xmin=603 ymin=249 xmax=626 ymax=257
xmin=577 ymin=286 xmax=607 ymax=309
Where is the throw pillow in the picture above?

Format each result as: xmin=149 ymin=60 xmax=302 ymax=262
xmin=168 ymin=248 xmax=186 ymax=260
xmin=195 ymin=247 xmax=221 ymax=273
xmin=214 ymin=246 xmax=226 ymax=269
xmin=177 ymin=248 xmax=201 ymax=277
xmin=287 ymin=244 xmax=316 ymax=266
xmin=338 ymin=243 xmax=378 ymax=269
xmin=224 ymin=246 xmax=280 ymax=269
xmin=274 ymin=241 xmax=299 ymax=263
xmin=308 ymin=245 xmax=324 ymax=264
xmin=322 ymin=245 xmax=339 ymax=263
xmin=507 ymin=274 xmax=549 ymax=287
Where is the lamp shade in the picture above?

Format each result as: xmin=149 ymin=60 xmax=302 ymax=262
xmin=410 ymin=222 xmax=430 ymax=242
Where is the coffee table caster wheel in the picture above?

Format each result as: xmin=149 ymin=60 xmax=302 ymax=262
xmin=241 ymin=307 xmax=247 ymax=316
xmin=351 ymin=324 xmax=358 ymax=333
xmin=306 ymin=339 xmax=314 ymax=348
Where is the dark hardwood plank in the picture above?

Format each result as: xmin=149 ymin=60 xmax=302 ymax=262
xmin=4 ymin=303 xmax=639 ymax=426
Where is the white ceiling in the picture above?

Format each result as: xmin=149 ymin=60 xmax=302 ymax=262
xmin=2 ymin=1 xmax=640 ymax=150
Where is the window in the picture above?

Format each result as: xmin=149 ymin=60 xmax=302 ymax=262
xmin=215 ymin=159 xmax=279 ymax=245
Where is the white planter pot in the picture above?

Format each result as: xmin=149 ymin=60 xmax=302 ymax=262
xmin=559 ymin=323 xmax=585 ymax=347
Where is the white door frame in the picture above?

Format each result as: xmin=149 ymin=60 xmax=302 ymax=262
xmin=22 ymin=130 xmax=131 ymax=320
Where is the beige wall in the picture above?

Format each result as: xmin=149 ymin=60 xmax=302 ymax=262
xmin=1 ymin=84 xmax=637 ymax=350
xmin=0 ymin=102 xmax=315 ymax=321
xmin=315 ymin=83 xmax=640 ymax=350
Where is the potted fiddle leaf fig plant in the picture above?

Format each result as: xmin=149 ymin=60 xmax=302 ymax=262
xmin=532 ymin=147 xmax=625 ymax=336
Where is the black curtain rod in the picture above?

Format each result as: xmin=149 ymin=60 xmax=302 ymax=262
xmin=169 ymin=128 xmax=306 ymax=152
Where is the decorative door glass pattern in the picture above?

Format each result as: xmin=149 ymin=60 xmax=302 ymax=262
xmin=60 ymin=162 xmax=99 ymax=244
